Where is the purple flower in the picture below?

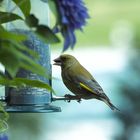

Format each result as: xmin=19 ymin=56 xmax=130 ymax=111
xmin=0 ymin=134 xmax=8 ymax=140
xmin=54 ymin=0 xmax=89 ymax=51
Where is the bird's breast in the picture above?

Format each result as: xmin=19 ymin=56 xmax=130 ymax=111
xmin=61 ymin=69 xmax=81 ymax=95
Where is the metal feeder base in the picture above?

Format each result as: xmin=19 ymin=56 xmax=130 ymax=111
xmin=1 ymin=94 xmax=61 ymax=113
xmin=5 ymin=104 xmax=61 ymax=113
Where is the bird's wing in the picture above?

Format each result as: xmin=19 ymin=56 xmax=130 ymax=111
xmin=66 ymin=65 xmax=108 ymax=98
xmin=77 ymin=76 xmax=108 ymax=98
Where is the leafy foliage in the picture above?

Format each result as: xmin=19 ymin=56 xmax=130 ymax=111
xmin=0 ymin=11 xmax=23 ymax=24
xmin=0 ymin=102 xmax=9 ymax=132
xmin=0 ymin=0 xmax=61 ymax=131
xmin=0 ymin=26 xmax=47 ymax=78
xmin=36 ymin=24 xmax=60 ymax=44
xmin=0 ymin=0 xmax=60 ymax=81
xmin=25 ymin=14 xmax=39 ymax=27
xmin=25 ymin=14 xmax=60 ymax=44
xmin=12 ymin=0 xmax=31 ymax=17
xmin=0 ymin=25 xmax=26 ymax=41
xmin=0 ymin=77 xmax=54 ymax=93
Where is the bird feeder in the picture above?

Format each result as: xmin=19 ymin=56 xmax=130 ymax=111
xmin=1 ymin=30 xmax=61 ymax=113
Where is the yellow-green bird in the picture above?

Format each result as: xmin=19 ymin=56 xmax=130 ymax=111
xmin=54 ymin=54 xmax=119 ymax=111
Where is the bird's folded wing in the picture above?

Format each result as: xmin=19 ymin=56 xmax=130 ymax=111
xmin=77 ymin=76 xmax=105 ymax=97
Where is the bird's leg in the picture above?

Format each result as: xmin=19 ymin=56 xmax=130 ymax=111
xmin=64 ymin=94 xmax=82 ymax=103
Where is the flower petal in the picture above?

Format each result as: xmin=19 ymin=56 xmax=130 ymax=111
xmin=55 ymin=0 xmax=89 ymax=51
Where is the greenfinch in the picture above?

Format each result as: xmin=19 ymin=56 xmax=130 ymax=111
xmin=54 ymin=54 xmax=119 ymax=111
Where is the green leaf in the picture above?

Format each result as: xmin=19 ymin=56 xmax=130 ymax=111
xmin=25 ymin=14 xmax=39 ymax=28
xmin=0 ymin=11 xmax=23 ymax=24
xmin=0 ymin=102 xmax=9 ymax=132
xmin=0 ymin=102 xmax=9 ymax=121
xmin=20 ymin=60 xmax=47 ymax=78
xmin=14 ymin=49 xmax=48 ymax=77
xmin=13 ymin=78 xmax=53 ymax=92
xmin=0 ymin=45 xmax=20 ymax=77
xmin=36 ymin=25 xmax=60 ymax=44
xmin=12 ymin=0 xmax=31 ymax=17
xmin=0 ymin=27 xmax=27 ymax=42
xmin=0 ymin=77 xmax=53 ymax=93
xmin=7 ymin=46 xmax=47 ymax=78
xmin=0 ymin=40 xmax=46 ymax=78
xmin=0 ymin=36 xmax=49 ymax=79
xmin=0 ymin=0 xmax=4 ymax=6
xmin=10 ymin=40 xmax=39 ymax=59
xmin=48 ymin=0 xmax=61 ymax=25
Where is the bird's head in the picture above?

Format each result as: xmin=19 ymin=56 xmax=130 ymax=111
xmin=53 ymin=54 xmax=78 ymax=68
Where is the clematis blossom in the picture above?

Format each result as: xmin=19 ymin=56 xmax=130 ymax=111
xmin=54 ymin=0 xmax=89 ymax=51
xmin=0 ymin=134 xmax=8 ymax=140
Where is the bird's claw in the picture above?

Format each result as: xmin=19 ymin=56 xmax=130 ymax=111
xmin=64 ymin=94 xmax=73 ymax=102
xmin=64 ymin=94 xmax=81 ymax=103
xmin=77 ymin=98 xmax=82 ymax=103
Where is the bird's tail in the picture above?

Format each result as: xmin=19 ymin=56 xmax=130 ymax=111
xmin=101 ymin=98 xmax=120 ymax=111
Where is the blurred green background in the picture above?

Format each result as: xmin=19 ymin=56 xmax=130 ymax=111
xmin=1 ymin=0 xmax=140 ymax=140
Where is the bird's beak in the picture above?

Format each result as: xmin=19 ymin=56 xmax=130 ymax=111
xmin=53 ymin=57 xmax=61 ymax=66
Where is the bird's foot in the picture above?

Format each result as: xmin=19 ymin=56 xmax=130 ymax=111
xmin=64 ymin=94 xmax=82 ymax=103
xmin=64 ymin=94 xmax=74 ymax=102
xmin=77 ymin=98 xmax=82 ymax=103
